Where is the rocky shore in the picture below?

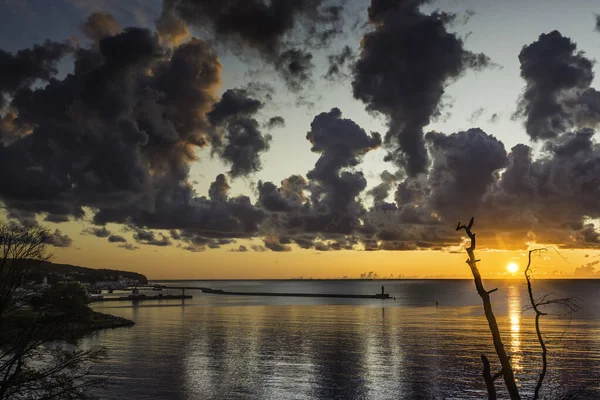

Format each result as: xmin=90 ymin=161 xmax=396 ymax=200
xmin=75 ymin=311 xmax=135 ymax=332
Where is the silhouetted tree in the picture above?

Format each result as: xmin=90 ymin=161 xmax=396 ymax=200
xmin=456 ymin=218 xmax=521 ymax=400
xmin=456 ymin=219 xmax=596 ymax=400
xmin=0 ymin=224 xmax=50 ymax=317
xmin=0 ymin=222 xmax=103 ymax=400
xmin=524 ymin=248 xmax=579 ymax=400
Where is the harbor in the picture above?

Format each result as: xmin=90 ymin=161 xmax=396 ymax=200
xmin=89 ymin=284 xmax=394 ymax=302
xmin=89 ymin=294 xmax=192 ymax=302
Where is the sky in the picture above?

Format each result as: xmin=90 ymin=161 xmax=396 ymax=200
xmin=2 ymin=0 xmax=600 ymax=279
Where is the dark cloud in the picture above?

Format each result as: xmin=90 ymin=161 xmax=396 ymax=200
xmin=368 ymin=170 xmax=401 ymax=208
xmin=231 ymin=245 xmax=248 ymax=252
xmin=209 ymin=174 xmax=230 ymax=202
xmin=0 ymin=22 xmax=275 ymax=245
xmin=256 ymin=109 xmax=381 ymax=250
xmin=425 ymin=128 xmax=507 ymax=222
xmin=324 ymin=45 xmax=355 ymax=81
xmin=83 ymin=226 xmax=111 ymax=237
xmin=264 ymin=239 xmax=292 ymax=252
xmin=161 ymin=0 xmax=344 ymax=58
xmin=176 ymin=229 xmax=236 ymax=252
xmin=499 ymin=144 xmax=534 ymax=198
xmin=44 ymin=214 xmax=69 ymax=223
xmin=45 ymin=229 xmax=73 ymax=247
xmin=595 ymin=15 xmax=600 ymax=32
xmin=108 ymin=234 xmax=127 ymax=243
xmin=5 ymin=9 xmax=600 ymax=256
xmin=515 ymin=31 xmax=600 ymax=139
xmin=0 ymin=40 xmax=73 ymax=109
xmin=353 ymin=0 xmax=490 ymax=176
xmin=266 ymin=116 xmax=285 ymax=129
xmin=7 ymin=209 xmax=38 ymax=228
xmin=208 ymin=89 xmax=272 ymax=177
xmin=258 ymin=181 xmax=292 ymax=212
xmin=93 ymin=175 xmax=266 ymax=246
xmin=160 ymin=0 xmax=345 ymax=91
xmin=274 ymin=48 xmax=314 ymax=92
xmin=302 ymin=108 xmax=381 ymax=233
xmin=133 ymin=229 xmax=172 ymax=246
xmin=207 ymin=88 xmax=262 ymax=126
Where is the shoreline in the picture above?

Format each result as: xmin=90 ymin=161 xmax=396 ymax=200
xmin=74 ymin=311 xmax=135 ymax=332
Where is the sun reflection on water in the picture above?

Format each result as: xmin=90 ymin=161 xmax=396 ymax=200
xmin=508 ymin=285 xmax=522 ymax=373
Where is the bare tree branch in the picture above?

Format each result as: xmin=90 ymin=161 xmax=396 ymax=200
xmin=525 ymin=247 xmax=580 ymax=400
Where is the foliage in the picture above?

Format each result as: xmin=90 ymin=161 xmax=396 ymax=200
xmin=0 ymin=222 xmax=103 ymax=400
xmin=45 ymin=283 xmax=91 ymax=316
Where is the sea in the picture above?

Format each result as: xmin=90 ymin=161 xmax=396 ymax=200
xmin=82 ymin=279 xmax=600 ymax=399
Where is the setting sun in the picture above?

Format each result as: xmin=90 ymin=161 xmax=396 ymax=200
xmin=507 ymin=263 xmax=519 ymax=274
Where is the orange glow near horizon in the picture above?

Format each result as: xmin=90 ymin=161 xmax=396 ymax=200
xmin=47 ymin=229 xmax=596 ymax=280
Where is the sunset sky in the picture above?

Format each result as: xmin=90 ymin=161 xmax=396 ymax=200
xmin=2 ymin=0 xmax=600 ymax=279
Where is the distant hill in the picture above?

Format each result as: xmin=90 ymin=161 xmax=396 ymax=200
xmin=17 ymin=260 xmax=148 ymax=285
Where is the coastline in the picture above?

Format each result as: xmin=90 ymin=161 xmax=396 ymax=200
xmin=74 ymin=311 xmax=135 ymax=332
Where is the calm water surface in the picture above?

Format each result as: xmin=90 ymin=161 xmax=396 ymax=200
xmin=83 ymin=280 xmax=600 ymax=399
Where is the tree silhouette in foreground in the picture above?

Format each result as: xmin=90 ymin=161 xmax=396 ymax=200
xmin=0 ymin=223 xmax=103 ymax=400
xmin=524 ymin=248 xmax=579 ymax=400
xmin=456 ymin=217 xmax=521 ymax=400
xmin=457 ymin=218 xmax=598 ymax=400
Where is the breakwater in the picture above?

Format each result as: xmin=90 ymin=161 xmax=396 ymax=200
xmin=154 ymin=285 xmax=392 ymax=300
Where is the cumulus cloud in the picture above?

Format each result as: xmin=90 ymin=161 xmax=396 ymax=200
xmin=264 ymin=239 xmax=292 ymax=252
xmin=0 ymin=28 xmax=225 ymax=227
xmin=515 ymin=31 xmax=600 ymax=139
xmin=83 ymin=226 xmax=111 ymax=237
xmin=426 ymin=128 xmax=507 ymax=222
xmin=45 ymin=229 xmax=73 ymax=247
xmin=108 ymin=235 xmax=127 ymax=243
xmin=133 ymin=229 xmax=171 ymax=246
xmin=4 ymin=7 xmax=600 ymax=256
xmin=266 ymin=116 xmax=285 ymax=129
xmin=0 ymin=40 xmax=74 ymax=109
xmin=352 ymin=0 xmax=490 ymax=176
xmin=208 ymin=89 xmax=272 ymax=177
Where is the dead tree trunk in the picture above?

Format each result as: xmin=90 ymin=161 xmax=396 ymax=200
xmin=456 ymin=218 xmax=521 ymax=400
